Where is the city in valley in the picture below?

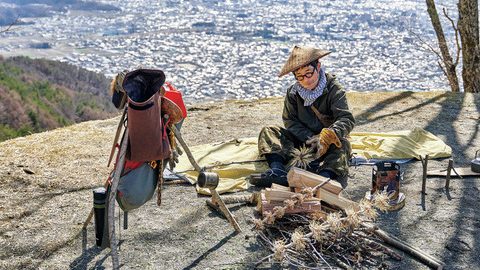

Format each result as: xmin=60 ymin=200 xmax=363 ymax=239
xmin=0 ymin=0 xmax=455 ymax=102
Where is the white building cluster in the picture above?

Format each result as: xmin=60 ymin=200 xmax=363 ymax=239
xmin=0 ymin=0 xmax=455 ymax=102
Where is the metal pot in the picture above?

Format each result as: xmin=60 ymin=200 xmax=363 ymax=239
xmin=472 ymin=150 xmax=480 ymax=173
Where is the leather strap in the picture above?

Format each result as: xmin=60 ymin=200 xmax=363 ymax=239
xmin=310 ymin=106 xmax=334 ymax=128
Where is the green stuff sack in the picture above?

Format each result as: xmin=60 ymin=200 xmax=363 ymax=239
xmin=116 ymin=162 xmax=158 ymax=212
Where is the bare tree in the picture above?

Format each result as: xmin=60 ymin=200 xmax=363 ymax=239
xmin=458 ymin=0 xmax=480 ymax=93
xmin=426 ymin=0 xmax=479 ymax=93
xmin=426 ymin=0 xmax=460 ymax=92
xmin=0 ymin=18 xmax=18 ymax=34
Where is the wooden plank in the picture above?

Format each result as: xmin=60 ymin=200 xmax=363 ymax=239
xmin=287 ymin=167 xmax=343 ymax=195
xmin=316 ymin=189 xmax=359 ymax=211
xmin=427 ymin=167 xmax=480 ymax=177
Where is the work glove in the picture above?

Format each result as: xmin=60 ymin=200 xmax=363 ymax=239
xmin=168 ymin=129 xmax=183 ymax=171
xmin=168 ymin=149 xmax=179 ymax=171
xmin=306 ymin=128 xmax=342 ymax=158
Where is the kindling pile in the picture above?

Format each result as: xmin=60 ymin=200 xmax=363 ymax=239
xmin=252 ymin=167 xmax=444 ymax=269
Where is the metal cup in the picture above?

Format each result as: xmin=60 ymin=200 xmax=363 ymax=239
xmin=197 ymin=171 xmax=219 ymax=189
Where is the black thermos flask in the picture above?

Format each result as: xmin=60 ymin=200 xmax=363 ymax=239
xmin=93 ymin=187 xmax=107 ymax=246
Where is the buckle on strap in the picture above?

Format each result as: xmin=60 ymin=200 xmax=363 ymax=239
xmin=149 ymin=160 xmax=158 ymax=169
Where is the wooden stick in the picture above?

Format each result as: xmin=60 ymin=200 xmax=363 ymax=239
xmin=360 ymin=237 xmax=402 ymax=261
xmin=107 ymin=108 xmax=127 ymax=167
xmin=162 ymin=179 xmax=190 ymax=185
xmin=367 ymin=225 xmax=444 ymax=269
xmin=420 ymin=155 xmax=429 ymax=195
xmin=108 ymin=129 xmax=128 ymax=269
xmin=221 ymin=194 xmax=256 ymax=205
xmin=172 ymin=125 xmax=202 ymax=173
xmin=82 ymin=208 xmax=94 ymax=230
xmin=209 ymin=189 xmax=242 ymax=233
xmin=445 ymin=159 xmax=453 ymax=190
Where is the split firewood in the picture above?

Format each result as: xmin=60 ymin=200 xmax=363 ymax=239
xmin=287 ymin=167 xmax=343 ymax=195
xmin=316 ymin=189 xmax=359 ymax=211
xmin=260 ymin=201 xmax=325 ymax=217
xmin=258 ymin=192 xmax=326 ymax=218
xmin=221 ymin=193 xmax=258 ymax=205
xmin=265 ymin=188 xmax=319 ymax=203
xmin=270 ymin=183 xmax=291 ymax=191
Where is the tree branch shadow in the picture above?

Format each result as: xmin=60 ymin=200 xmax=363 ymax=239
xmin=420 ymin=93 xmax=480 ymax=267
xmin=0 ymin=185 xmax=98 ymax=231
xmin=368 ymin=93 xmax=464 ymax=269
xmin=355 ymin=92 xmax=447 ymax=126
xmin=182 ymin=231 xmax=237 ymax=270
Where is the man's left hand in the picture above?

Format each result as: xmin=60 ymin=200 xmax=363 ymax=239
xmin=306 ymin=128 xmax=342 ymax=158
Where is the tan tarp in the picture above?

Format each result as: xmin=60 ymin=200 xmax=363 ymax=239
xmin=175 ymin=138 xmax=267 ymax=195
xmin=176 ymin=128 xmax=451 ymax=195
xmin=349 ymin=127 xmax=452 ymax=160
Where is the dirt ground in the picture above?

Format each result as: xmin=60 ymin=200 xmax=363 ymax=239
xmin=0 ymin=91 xmax=479 ymax=269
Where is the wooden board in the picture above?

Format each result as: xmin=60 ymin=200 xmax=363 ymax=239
xmin=427 ymin=167 xmax=480 ymax=177
xmin=287 ymin=167 xmax=343 ymax=195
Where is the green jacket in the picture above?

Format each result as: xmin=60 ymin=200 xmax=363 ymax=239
xmin=282 ymin=73 xmax=355 ymax=143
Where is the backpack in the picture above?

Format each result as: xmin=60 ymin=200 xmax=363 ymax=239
xmin=108 ymin=68 xmax=187 ymax=211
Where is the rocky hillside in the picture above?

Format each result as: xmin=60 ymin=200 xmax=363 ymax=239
xmin=0 ymin=55 xmax=117 ymax=141
xmin=0 ymin=91 xmax=478 ymax=269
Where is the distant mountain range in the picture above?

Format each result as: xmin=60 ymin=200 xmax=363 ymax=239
xmin=0 ymin=0 xmax=120 ymax=26
xmin=0 ymin=55 xmax=117 ymax=141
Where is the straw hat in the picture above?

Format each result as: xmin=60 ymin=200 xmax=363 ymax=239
xmin=160 ymin=86 xmax=184 ymax=124
xmin=278 ymin=46 xmax=331 ymax=77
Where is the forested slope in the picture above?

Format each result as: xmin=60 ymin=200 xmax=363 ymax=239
xmin=0 ymin=55 xmax=117 ymax=141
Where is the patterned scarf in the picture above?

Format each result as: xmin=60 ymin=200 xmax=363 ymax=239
xmin=291 ymin=67 xmax=327 ymax=106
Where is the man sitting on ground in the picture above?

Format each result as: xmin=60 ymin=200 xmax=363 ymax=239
xmin=251 ymin=46 xmax=355 ymax=187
